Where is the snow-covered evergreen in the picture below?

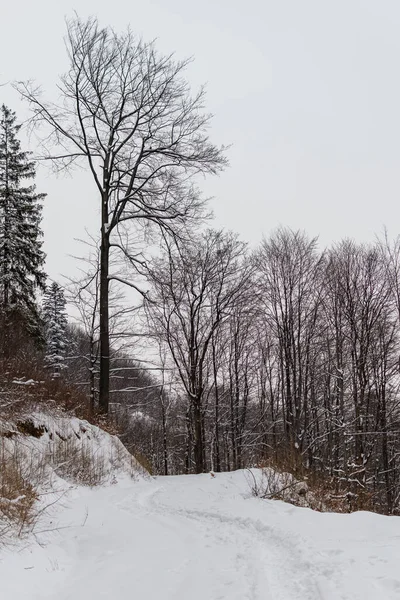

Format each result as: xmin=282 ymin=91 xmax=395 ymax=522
xmin=0 ymin=105 xmax=46 ymax=353
xmin=43 ymin=282 xmax=68 ymax=377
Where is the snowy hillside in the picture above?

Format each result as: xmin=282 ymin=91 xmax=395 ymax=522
xmin=0 ymin=411 xmax=147 ymax=542
xmin=1 ymin=468 xmax=400 ymax=600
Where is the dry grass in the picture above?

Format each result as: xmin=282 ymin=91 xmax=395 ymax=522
xmin=256 ymin=448 xmax=375 ymax=513
xmin=248 ymin=467 xmax=327 ymax=511
xmin=0 ymin=441 xmax=40 ymax=536
xmin=132 ymin=450 xmax=153 ymax=476
xmin=0 ymin=363 xmax=129 ymax=443
xmin=46 ymin=435 xmax=107 ymax=487
xmin=0 ymin=359 xmax=89 ymax=420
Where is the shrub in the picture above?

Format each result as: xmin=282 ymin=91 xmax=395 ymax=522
xmin=0 ymin=440 xmax=39 ymax=536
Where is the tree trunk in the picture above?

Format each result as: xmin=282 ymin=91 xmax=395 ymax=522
xmin=193 ymin=396 xmax=204 ymax=473
xmin=89 ymin=335 xmax=96 ymax=415
xmin=99 ymin=199 xmax=110 ymax=414
xmin=161 ymin=404 xmax=168 ymax=476
xmin=212 ymin=338 xmax=221 ymax=472
xmin=185 ymin=404 xmax=192 ymax=474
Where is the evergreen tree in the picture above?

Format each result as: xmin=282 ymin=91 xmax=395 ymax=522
xmin=0 ymin=105 xmax=46 ymax=356
xmin=43 ymin=282 xmax=68 ymax=377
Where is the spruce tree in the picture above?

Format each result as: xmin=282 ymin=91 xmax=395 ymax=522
xmin=43 ymin=282 xmax=68 ymax=377
xmin=0 ymin=105 xmax=46 ymax=356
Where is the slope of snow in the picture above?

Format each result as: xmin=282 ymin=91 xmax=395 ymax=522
xmin=0 ymin=411 xmax=145 ymax=484
xmin=0 ymin=411 xmax=147 ymax=543
xmin=1 ymin=469 xmax=400 ymax=599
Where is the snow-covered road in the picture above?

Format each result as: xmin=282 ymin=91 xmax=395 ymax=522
xmin=2 ymin=470 xmax=400 ymax=599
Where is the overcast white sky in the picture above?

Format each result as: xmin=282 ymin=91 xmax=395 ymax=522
xmin=2 ymin=0 xmax=400 ymax=281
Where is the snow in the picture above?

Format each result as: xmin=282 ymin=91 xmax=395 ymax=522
xmin=11 ymin=378 xmax=37 ymax=386
xmin=0 ymin=412 xmax=145 ymax=486
xmin=130 ymin=410 xmax=155 ymax=423
xmin=1 ymin=469 xmax=400 ymax=599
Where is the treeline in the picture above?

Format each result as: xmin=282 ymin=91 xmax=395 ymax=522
xmin=139 ymin=228 xmax=400 ymax=514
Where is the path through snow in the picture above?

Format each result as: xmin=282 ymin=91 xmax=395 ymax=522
xmin=1 ymin=470 xmax=400 ymax=599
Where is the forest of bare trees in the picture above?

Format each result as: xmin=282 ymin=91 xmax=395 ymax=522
xmin=115 ymin=227 xmax=400 ymax=515
xmin=51 ymin=225 xmax=400 ymax=515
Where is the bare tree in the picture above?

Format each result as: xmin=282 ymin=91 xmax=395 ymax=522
xmin=254 ymin=228 xmax=324 ymax=458
xmin=146 ymin=229 xmax=248 ymax=473
xmin=328 ymin=241 xmax=395 ymax=492
xmin=17 ymin=16 xmax=227 ymax=413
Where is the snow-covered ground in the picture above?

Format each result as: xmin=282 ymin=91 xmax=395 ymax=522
xmin=1 ymin=469 xmax=400 ymax=600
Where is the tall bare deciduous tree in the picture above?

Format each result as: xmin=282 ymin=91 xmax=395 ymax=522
xmin=17 ymin=16 xmax=227 ymax=413
xmin=146 ymin=229 xmax=248 ymax=473
xmin=254 ymin=228 xmax=324 ymax=455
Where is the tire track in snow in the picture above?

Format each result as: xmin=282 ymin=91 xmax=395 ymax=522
xmin=131 ymin=487 xmax=324 ymax=600
xmin=123 ymin=482 xmax=274 ymax=600
xmin=136 ymin=481 xmax=350 ymax=600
